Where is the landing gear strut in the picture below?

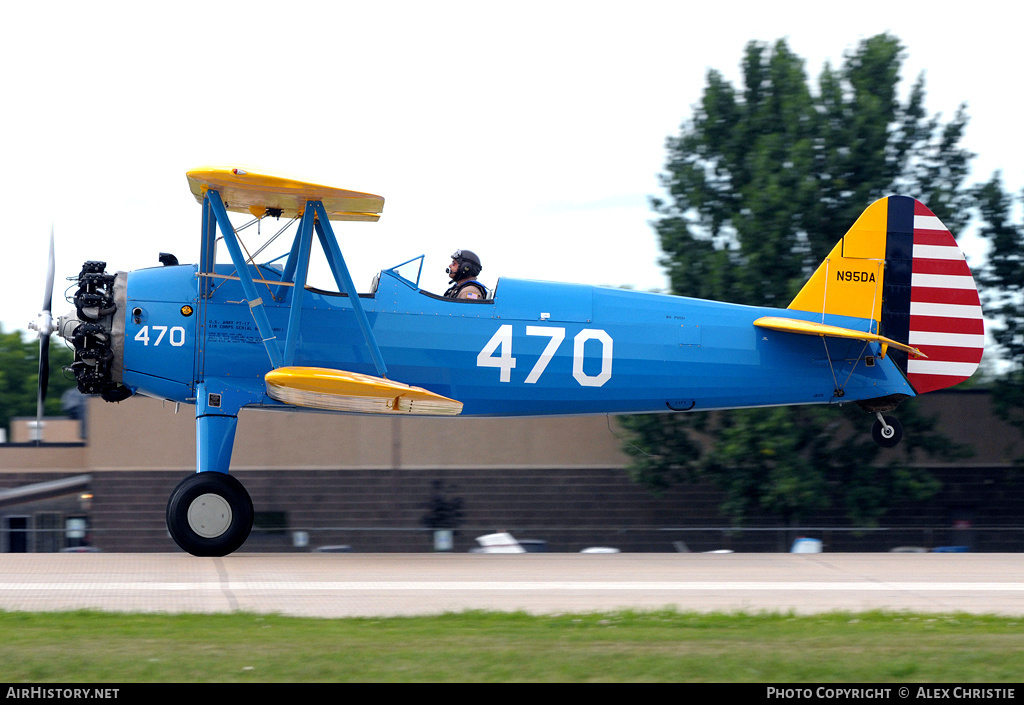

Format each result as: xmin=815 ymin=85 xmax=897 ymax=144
xmin=871 ymin=413 xmax=903 ymax=448
xmin=166 ymin=472 xmax=253 ymax=556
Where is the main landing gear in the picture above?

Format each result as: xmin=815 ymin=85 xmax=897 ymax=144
xmin=871 ymin=412 xmax=903 ymax=448
xmin=166 ymin=472 xmax=254 ymax=557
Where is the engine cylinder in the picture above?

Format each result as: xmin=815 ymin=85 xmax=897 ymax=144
xmin=62 ymin=262 xmax=132 ymax=402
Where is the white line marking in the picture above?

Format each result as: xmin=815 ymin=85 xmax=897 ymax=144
xmin=914 ymin=215 xmax=946 ymax=231
xmin=911 ymin=273 xmax=977 ymax=289
xmin=907 ymin=360 xmax=980 ymax=376
xmin=2 ymin=582 xmax=1023 ymax=592
xmin=910 ymin=302 xmax=984 ymax=319
xmin=913 ymin=244 xmax=963 ymax=260
xmin=908 ymin=331 xmax=985 ymax=348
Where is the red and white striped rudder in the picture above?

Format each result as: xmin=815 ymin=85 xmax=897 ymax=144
xmin=902 ymin=200 xmax=985 ymax=393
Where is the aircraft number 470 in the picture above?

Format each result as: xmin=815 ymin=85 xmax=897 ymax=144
xmin=477 ymin=324 xmax=613 ymax=387
xmin=134 ymin=325 xmax=187 ymax=347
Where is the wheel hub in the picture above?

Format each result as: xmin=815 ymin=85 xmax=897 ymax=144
xmin=187 ymin=493 xmax=233 ymax=538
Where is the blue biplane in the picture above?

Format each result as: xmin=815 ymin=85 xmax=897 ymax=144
xmin=29 ymin=167 xmax=984 ymax=556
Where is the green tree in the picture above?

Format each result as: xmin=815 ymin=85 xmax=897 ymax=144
xmin=654 ymin=34 xmax=972 ymax=306
xmin=0 ymin=326 xmax=77 ymax=437
xmin=974 ymin=174 xmax=1024 ymax=457
xmin=623 ymin=34 xmax=973 ymax=526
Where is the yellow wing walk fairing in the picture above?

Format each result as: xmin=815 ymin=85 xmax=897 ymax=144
xmin=186 ymin=167 xmax=384 ymax=221
xmin=752 ymin=317 xmax=926 ymax=360
xmin=265 ymin=367 xmax=463 ymax=416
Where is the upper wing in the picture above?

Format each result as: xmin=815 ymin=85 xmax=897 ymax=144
xmin=186 ymin=166 xmax=384 ymax=221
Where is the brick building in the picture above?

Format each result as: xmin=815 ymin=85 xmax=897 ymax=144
xmin=2 ymin=390 xmax=1021 ymax=553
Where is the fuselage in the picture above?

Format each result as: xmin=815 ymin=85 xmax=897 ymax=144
xmin=67 ymin=260 xmax=915 ymax=416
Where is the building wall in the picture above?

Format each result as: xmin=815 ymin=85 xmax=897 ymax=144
xmin=12 ymin=390 xmax=1012 ymax=473
xmin=8 ymin=418 xmax=82 ymax=444
xmin=74 ymin=395 xmax=632 ymax=471
xmin=3 ymin=390 xmax=1023 ymax=553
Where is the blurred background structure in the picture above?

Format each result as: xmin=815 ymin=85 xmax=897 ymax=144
xmin=1 ymin=390 xmax=1021 ymax=554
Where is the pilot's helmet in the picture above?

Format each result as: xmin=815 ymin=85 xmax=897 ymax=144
xmin=451 ymin=249 xmax=482 ymax=279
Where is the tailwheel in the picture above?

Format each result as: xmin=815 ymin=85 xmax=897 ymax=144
xmin=167 ymin=472 xmax=253 ymax=556
xmin=871 ymin=413 xmax=903 ymax=448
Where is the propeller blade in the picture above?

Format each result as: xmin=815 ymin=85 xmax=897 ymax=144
xmin=37 ymin=336 xmax=50 ymax=420
xmin=33 ymin=226 xmax=56 ymax=443
xmin=44 ymin=226 xmax=55 ymax=314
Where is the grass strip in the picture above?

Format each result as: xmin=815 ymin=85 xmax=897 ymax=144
xmin=1 ymin=609 xmax=1021 ymax=682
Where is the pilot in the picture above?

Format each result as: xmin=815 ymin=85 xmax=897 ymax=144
xmin=443 ymin=250 xmax=487 ymax=300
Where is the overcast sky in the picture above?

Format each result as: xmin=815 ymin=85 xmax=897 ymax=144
xmin=3 ymin=0 xmax=1020 ymax=337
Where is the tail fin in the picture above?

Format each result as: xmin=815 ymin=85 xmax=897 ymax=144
xmin=788 ymin=195 xmax=984 ymax=394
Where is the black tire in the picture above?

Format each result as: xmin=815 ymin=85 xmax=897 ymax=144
xmin=871 ymin=415 xmax=903 ymax=448
xmin=166 ymin=472 xmax=253 ymax=557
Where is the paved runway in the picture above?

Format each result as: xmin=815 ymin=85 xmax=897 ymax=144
xmin=1 ymin=553 xmax=1022 ymax=618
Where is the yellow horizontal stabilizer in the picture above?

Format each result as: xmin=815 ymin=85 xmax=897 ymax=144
xmin=265 ymin=367 xmax=462 ymax=415
xmin=753 ymin=317 xmax=927 ymax=360
xmin=186 ymin=166 xmax=384 ymax=221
